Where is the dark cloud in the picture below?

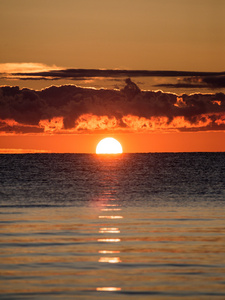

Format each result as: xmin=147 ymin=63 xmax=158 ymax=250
xmin=0 ymin=86 xmax=45 ymax=125
xmin=155 ymin=75 xmax=225 ymax=89
xmin=202 ymin=76 xmax=225 ymax=88
xmin=2 ymin=68 xmax=225 ymax=89
xmin=0 ymin=120 xmax=43 ymax=134
xmin=0 ymin=79 xmax=225 ymax=134
xmin=2 ymin=67 xmax=225 ymax=91
xmin=12 ymin=69 xmax=225 ymax=79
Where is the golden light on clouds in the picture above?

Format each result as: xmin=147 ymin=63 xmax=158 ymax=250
xmin=0 ymin=63 xmax=60 ymax=74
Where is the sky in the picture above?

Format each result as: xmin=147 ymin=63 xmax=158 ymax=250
xmin=1 ymin=0 xmax=225 ymax=71
xmin=0 ymin=0 xmax=225 ymax=153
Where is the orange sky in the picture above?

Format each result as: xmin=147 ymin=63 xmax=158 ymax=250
xmin=0 ymin=0 xmax=225 ymax=153
xmin=1 ymin=0 xmax=225 ymax=72
xmin=0 ymin=132 xmax=224 ymax=153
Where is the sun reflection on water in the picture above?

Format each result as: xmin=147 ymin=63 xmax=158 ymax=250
xmin=98 ymin=215 xmax=123 ymax=219
xmin=96 ymin=287 xmax=121 ymax=292
xmin=99 ymin=227 xmax=120 ymax=233
xmin=98 ymin=238 xmax=121 ymax=242
xmin=100 ymin=204 xmax=119 ymax=207
xmin=95 ymin=157 xmax=124 ymax=293
xmin=101 ymin=208 xmax=121 ymax=211
xmin=98 ymin=250 xmax=120 ymax=254
xmin=99 ymin=257 xmax=121 ymax=263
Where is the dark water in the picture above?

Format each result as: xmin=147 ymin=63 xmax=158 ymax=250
xmin=0 ymin=153 xmax=225 ymax=299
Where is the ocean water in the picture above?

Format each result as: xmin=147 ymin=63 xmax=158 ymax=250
xmin=0 ymin=153 xmax=225 ymax=299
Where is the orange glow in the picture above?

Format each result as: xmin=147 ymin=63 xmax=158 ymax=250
xmin=11 ymin=110 xmax=225 ymax=134
xmin=122 ymin=115 xmax=213 ymax=131
xmin=39 ymin=118 xmax=64 ymax=133
xmin=96 ymin=137 xmax=123 ymax=154
xmin=0 ymin=63 xmax=60 ymax=74
xmin=2 ymin=113 xmax=224 ymax=135
xmin=215 ymin=116 xmax=225 ymax=125
xmin=0 ymin=131 xmax=224 ymax=153
xmin=76 ymin=114 xmax=118 ymax=132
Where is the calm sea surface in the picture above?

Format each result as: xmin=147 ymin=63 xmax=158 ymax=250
xmin=0 ymin=153 xmax=225 ymax=299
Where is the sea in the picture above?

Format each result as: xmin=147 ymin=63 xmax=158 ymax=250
xmin=0 ymin=152 xmax=225 ymax=299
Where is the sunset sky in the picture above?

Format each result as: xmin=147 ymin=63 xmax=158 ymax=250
xmin=0 ymin=0 xmax=225 ymax=153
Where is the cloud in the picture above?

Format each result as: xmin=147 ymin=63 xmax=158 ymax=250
xmin=1 ymin=65 xmax=225 ymax=89
xmin=0 ymin=63 xmax=61 ymax=80
xmin=0 ymin=119 xmax=43 ymax=134
xmin=0 ymin=148 xmax=49 ymax=153
xmin=154 ymin=75 xmax=225 ymax=89
xmin=0 ymin=79 xmax=225 ymax=134
xmin=11 ymin=68 xmax=225 ymax=79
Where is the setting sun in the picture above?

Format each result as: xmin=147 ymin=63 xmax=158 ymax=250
xmin=96 ymin=137 xmax=123 ymax=154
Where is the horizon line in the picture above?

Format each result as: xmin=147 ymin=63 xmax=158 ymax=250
xmin=1 ymin=150 xmax=224 ymax=155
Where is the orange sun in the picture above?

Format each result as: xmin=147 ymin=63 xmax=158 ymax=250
xmin=96 ymin=137 xmax=123 ymax=154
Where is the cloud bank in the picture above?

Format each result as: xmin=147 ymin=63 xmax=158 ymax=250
xmin=0 ymin=79 xmax=225 ymax=134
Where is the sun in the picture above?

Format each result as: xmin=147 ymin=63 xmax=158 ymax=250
xmin=96 ymin=137 xmax=123 ymax=154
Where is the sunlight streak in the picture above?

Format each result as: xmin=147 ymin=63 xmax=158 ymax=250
xmin=98 ymin=257 xmax=121 ymax=263
xmin=96 ymin=287 xmax=121 ymax=292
